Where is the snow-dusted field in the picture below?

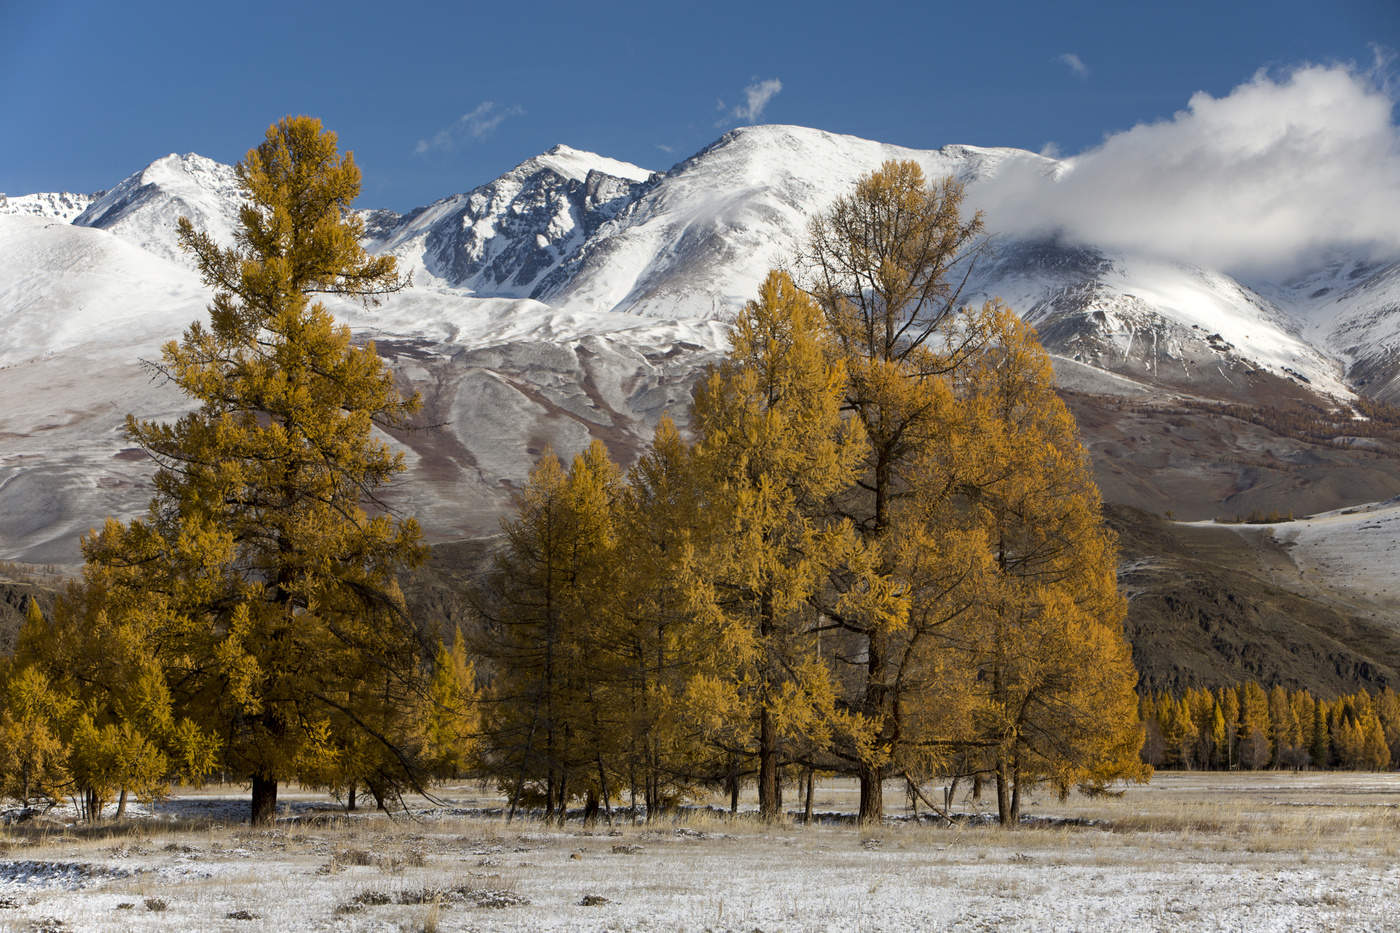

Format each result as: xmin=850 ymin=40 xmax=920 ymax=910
xmin=1 ymin=772 xmax=1397 ymax=931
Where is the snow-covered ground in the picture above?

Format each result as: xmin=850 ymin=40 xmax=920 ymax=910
xmin=1185 ymin=497 xmax=1400 ymax=610
xmin=1 ymin=773 xmax=1397 ymax=931
xmin=1263 ymin=498 xmax=1400 ymax=608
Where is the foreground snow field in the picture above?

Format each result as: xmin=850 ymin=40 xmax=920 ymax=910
xmin=0 ymin=773 xmax=1397 ymax=931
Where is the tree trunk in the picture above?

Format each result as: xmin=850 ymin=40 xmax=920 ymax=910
xmin=995 ymin=758 xmax=1012 ymax=827
xmin=803 ymin=769 xmax=815 ymax=824
xmin=582 ymin=789 xmax=599 ymax=826
xmin=729 ymin=766 xmax=740 ymax=816
xmin=347 ymin=782 xmax=357 ymax=812
xmin=758 ymin=705 xmax=779 ymax=821
xmin=858 ymin=764 xmax=883 ymax=825
xmin=368 ymin=780 xmax=387 ymax=813
xmin=858 ymin=630 xmax=887 ymax=824
xmin=557 ymin=767 xmax=569 ymax=826
xmin=595 ymin=754 xmax=614 ymax=826
xmin=251 ymin=776 xmax=279 ymax=826
xmin=116 ymin=789 xmax=128 ymax=820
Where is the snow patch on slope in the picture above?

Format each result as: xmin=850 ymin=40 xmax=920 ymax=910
xmin=1259 ymin=499 xmax=1400 ymax=608
xmin=0 ymin=215 xmax=208 ymax=366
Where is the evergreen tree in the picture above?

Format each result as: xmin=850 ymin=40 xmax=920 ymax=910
xmin=1310 ymin=698 xmax=1330 ymax=769
xmin=82 ymin=116 xmax=440 ymax=824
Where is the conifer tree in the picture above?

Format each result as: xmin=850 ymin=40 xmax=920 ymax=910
xmin=1376 ymin=689 xmax=1400 ymax=768
xmin=0 ymin=661 xmax=70 ymax=808
xmin=82 ymin=116 xmax=440 ymax=824
xmin=1215 ymin=688 xmax=1238 ymax=768
xmin=949 ymin=307 xmax=1145 ymax=822
xmin=607 ymin=418 xmax=737 ymax=816
xmin=1209 ymin=703 xmax=1229 ymax=770
xmin=802 ymin=159 xmax=987 ymax=822
xmin=420 ymin=630 xmax=480 ymax=779
xmin=1310 ymin=698 xmax=1330 ymax=768
xmin=1238 ymin=683 xmax=1271 ymax=769
xmin=686 ymin=270 xmax=871 ymax=820
xmin=478 ymin=443 xmax=621 ymax=822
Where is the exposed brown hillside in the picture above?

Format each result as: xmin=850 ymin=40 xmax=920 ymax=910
xmin=1108 ymin=505 xmax=1400 ymax=695
xmin=1068 ymin=394 xmax=1400 ymax=522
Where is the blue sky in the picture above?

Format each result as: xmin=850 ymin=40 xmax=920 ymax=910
xmin=1 ymin=0 xmax=1395 ymax=211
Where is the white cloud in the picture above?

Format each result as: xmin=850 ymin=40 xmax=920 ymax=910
xmin=1056 ymin=52 xmax=1089 ymax=79
xmin=415 ymin=102 xmax=525 ymax=155
xmin=718 ymin=78 xmax=783 ymax=126
xmin=973 ymin=63 xmax=1400 ymax=273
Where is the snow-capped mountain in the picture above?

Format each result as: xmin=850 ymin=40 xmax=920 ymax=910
xmin=72 ymin=153 xmax=242 ymax=265
xmin=540 ymin=128 xmax=1055 ymax=322
xmin=2 ymin=124 xmax=1398 ymax=562
xmin=0 ymin=191 xmax=102 ymax=223
xmin=370 ymin=144 xmax=656 ymax=295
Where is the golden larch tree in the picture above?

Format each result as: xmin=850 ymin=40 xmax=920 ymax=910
xmin=686 ymin=270 xmax=871 ymax=820
xmin=946 ymin=306 xmax=1146 ymax=823
xmin=82 ymin=116 xmax=443 ymax=824
xmin=802 ymin=159 xmax=987 ymax=822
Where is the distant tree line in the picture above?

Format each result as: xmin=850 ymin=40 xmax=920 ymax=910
xmin=1140 ymin=683 xmax=1398 ymax=771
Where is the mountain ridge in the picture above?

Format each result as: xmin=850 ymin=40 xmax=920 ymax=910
xmin=3 ymin=123 xmax=1399 ymax=567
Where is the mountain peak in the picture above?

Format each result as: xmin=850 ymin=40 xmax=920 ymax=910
xmin=73 ymin=151 xmax=241 ymax=265
xmin=519 ymin=145 xmax=653 ymax=185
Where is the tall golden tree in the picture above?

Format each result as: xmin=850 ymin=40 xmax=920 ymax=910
xmin=478 ymin=442 xmax=622 ymax=823
xmin=686 ymin=270 xmax=872 ymax=820
xmin=802 ymin=159 xmax=987 ymax=822
xmin=946 ymin=307 xmax=1146 ymax=823
xmin=605 ymin=417 xmax=736 ymax=816
xmin=83 ymin=116 xmax=438 ymax=824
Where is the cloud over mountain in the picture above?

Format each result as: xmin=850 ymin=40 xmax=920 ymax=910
xmin=975 ymin=63 xmax=1400 ymax=273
